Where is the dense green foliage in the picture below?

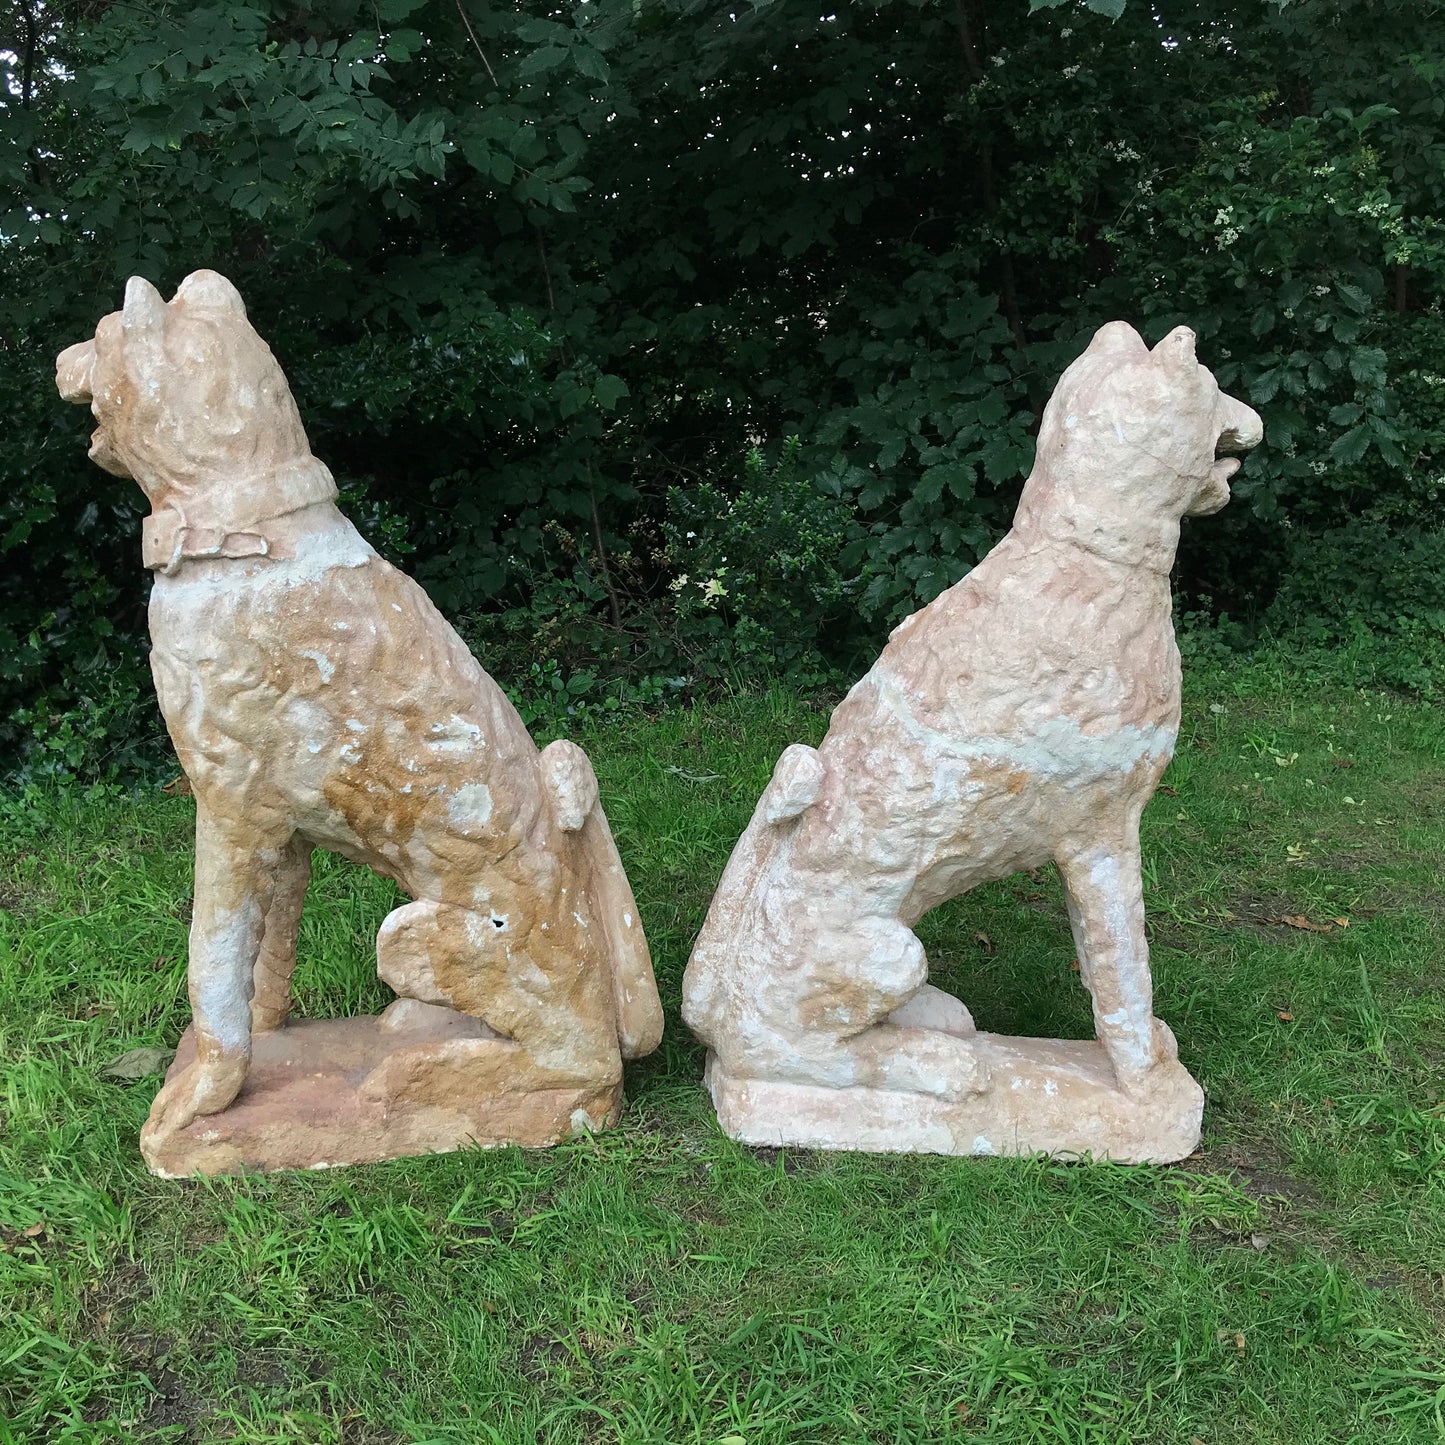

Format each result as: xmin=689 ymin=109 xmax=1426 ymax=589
xmin=3 ymin=0 xmax=1443 ymax=776
xmin=3 ymin=668 xmax=1444 ymax=1440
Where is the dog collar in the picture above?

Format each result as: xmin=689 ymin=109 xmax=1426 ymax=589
xmin=141 ymin=459 xmax=338 ymax=575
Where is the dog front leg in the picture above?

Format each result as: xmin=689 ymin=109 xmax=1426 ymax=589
xmin=148 ymin=808 xmax=279 ymax=1136
xmin=251 ymin=839 xmax=312 ymax=1033
xmin=1055 ymin=829 xmax=1178 ymax=1094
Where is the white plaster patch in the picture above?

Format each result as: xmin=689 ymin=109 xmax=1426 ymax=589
xmin=429 ymin=715 xmax=484 ymax=754
xmin=872 ymin=670 xmax=1176 ymax=781
xmin=972 ymin=1135 xmax=996 ymax=1156
xmin=346 ymin=718 xmax=365 ymax=732
xmin=447 ymin=782 xmax=494 ymax=834
xmin=299 ymin=648 xmax=334 ymax=683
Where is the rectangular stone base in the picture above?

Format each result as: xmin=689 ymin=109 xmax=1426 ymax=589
xmin=142 ymin=1007 xmax=622 ymax=1178
xmin=703 ymin=1034 xmax=1202 ymax=1164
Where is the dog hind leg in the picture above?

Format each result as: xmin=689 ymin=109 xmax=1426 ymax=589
xmin=738 ymin=911 xmax=986 ymax=1100
xmin=376 ymin=898 xmax=621 ymax=1089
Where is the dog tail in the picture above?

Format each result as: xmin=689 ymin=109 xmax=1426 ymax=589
xmin=761 ymin=743 xmax=825 ymax=823
xmin=540 ymin=741 xmax=664 ymax=1060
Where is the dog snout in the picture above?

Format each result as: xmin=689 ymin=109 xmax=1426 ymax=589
xmin=1216 ymin=393 xmax=1264 ymax=455
xmin=56 ymin=340 xmax=96 ymax=405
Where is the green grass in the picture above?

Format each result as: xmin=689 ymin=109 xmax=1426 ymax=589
xmin=2 ymin=665 xmax=1443 ymax=1444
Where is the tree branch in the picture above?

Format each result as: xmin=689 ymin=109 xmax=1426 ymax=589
xmin=452 ymin=0 xmax=498 ymax=86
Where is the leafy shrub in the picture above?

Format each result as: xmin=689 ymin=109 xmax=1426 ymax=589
xmin=1265 ymin=522 xmax=1445 ymax=696
xmin=8 ymin=0 xmax=1445 ymax=782
xmin=662 ymin=438 xmax=864 ymax=681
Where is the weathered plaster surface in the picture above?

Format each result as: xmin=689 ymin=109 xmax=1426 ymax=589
xmin=58 ymin=271 xmax=664 ymax=1175
xmin=682 ymin=322 xmax=1262 ymax=1163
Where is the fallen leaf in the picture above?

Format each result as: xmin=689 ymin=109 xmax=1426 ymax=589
xmin=1158 ymin=784 xmax=1179 ymax=796
xmin=1250 ymin=1233 xmax=1269 ymax=1251
xmin=664 ymin=766 xmax=722 ymax=784
xmin=1332 ymin=917 xmax=1350 ymax=928
xmin=100 ymin=1047 xmax=176 ymax=1082
xmin=1069 ymin=959 xmax=1081 ymax=973
xmin=161 ymin=773 xmax=193 ymax=796
xmin=23 ymin=1222 xmax=45 ymax=1238
xmin=973 ymin=931 xmax=994 ymax=956
xmin=1276 ymin=1011 xmax=1293 ymax=1022
xmin=1273 ymin=914 xmax=1333 ymax=933
xmin=1192 ymin=1436 xmax=1208 ymax=1444
xmin=954 ymin=1401 xmax=971 ymax=1420
xmin=1331 ymin=757 xmax=1355 ymax=769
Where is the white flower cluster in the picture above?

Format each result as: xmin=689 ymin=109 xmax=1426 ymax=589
xmin=1213 ymin=205 xmax=1241 ymax=249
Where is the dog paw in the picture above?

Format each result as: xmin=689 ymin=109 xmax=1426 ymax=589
xmin=876 ymin=1026 xmax=989 ymax=1100
xmin=1108 ymin=1018 xmax=1182 ymax=1097
xmin=146 ymin=1054 xmax=249 ymax=1136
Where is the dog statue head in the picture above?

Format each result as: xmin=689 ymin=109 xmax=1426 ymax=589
xmin=57 ymin=272 xmax=333 ymax=550
xmin=1015 ymin=321 xmax=1263 ymax=570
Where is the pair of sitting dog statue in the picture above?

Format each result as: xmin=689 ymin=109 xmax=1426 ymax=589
xmin=56 ymin=272 xmax=1262 ymax=1176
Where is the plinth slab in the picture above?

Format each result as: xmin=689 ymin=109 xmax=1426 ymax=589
xmin=142 ymin=1004 xmax=622 ymax=1177
xmin=704 ymin=1034 xmax=1202 ymax=1164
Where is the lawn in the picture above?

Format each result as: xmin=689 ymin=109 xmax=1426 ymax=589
xmin=2 ymin=665 xmax=1443 ymax=1444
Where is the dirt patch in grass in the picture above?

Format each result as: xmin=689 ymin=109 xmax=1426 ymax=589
xmin=1224 ymin=892 xmax=1363 ymax=935
xmin=745 ymin=1145 xmax=813 ymax=1174
xmin=130 ymin=1361 xmax=210 ymax=1436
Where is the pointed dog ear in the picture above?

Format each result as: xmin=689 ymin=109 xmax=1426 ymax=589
xmin=1152 ymin=325 xmax=1198 ymax=375
xmin=173 ymin=269 xmax=247 ymax=315
xmin=122 ymin=276 xmax=167 ymax=336
xmin=1086 ymin=320 xmax=1147 ymax=359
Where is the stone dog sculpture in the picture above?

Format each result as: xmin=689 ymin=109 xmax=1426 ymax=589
xmin=57 ymin=271 xmax=663 ymax=1176
xmin=683 ymin=322 xmax=1262 ymax=1163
